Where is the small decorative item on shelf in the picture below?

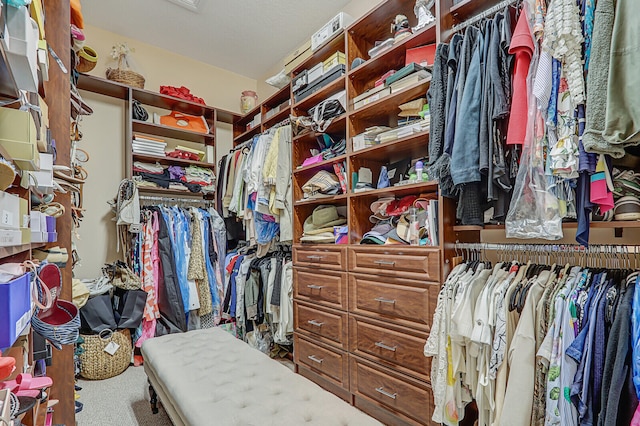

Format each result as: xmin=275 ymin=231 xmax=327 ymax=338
xmin=413 ymin=0 xmax=436 ymax=31
xmin=240 ymin=90 xmax=258 ymax=114
xmin=76 ymin=46 xmax=97 ymax=73
xmin=106 ymin=42 xmax=145 ymax=89
xmin=391 ymin=14 xmax=412 ymax=43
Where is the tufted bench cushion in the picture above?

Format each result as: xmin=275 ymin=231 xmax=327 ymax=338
xmin=141 ymin=327 xmax=382 ymax=426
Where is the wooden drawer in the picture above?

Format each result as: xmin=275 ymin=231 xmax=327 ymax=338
xmin=294 ymin=301 xmax=348 ymax=349
xmin=348 ymin=247 xmax=441 ymax=281
xmin=350 ymin=355 xmax=433 ymax=426
xmin=349 ymin=273 xmax=438 ymax=331
xmin=294 ymin=245 xmax=347 ymax=271
xmin=294 ymin=267 xmax=347 ymax=310
xmin=349 ymin=315 xmax=430 ymax=381
xmin=294 ymin=333 xmax=348 ymax=390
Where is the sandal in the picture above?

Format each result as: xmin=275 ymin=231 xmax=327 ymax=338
xmin=35 ymin=202 xmax=65 ymax=218
xmin=52 ymin=165 xmax=85 ymax=184
xmin=53 ymin=179 xmax=80 ymax=194
xmin=0 ymin=374 xmax=52 ymax=398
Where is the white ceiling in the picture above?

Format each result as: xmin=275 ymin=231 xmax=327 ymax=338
xmin=82 ymin=0 xmax=352 ymax=79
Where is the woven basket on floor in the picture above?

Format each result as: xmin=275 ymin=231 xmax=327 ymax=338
xmin=79 ymin=329 xmax=132 ymax=380
xmin=106 ymin=67 xmax=145 ymax=88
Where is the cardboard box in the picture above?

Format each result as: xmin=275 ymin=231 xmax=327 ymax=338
xmin=5 ymin=5 xmax=39 ymax=92
xmin=284 ymin=39 xmax=312 ymax=75
xmin=30 ymin=152 xmax=53 ymax=193
xmin=307 ymin=63 xmax=324 ymax=85
xmin=323 ymin=52 xmax=346 ymax=73
xmin=406 ymin=44 xmax=437 ymax=67
xmin=0 ymin=108 xmax=40 ymax=171
xmin=0 ymin=192 xmax=21 ymax=230
xmin=30 ymin=231 xmax=47 ymax=243
xmin=0 ymin=229 xmax=22 ymax=246
xmin=0 ymin=273 xmax=31 ymax=349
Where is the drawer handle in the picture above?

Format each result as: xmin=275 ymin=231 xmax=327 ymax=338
xmin=307 ymin=355 xmax=324 ymax=364
xmin=375 ymin=341 xmax=397 ymax=352
xmin=374 ymin=260 xmax=396 ymax=266
xmin=306 ymin=255 xmax=324 ymax=260
xmin=307 ymin=320 xmax=324 ymax=327
xmin=374 ymin=297 xmax=396 ymax=305
xmin=375 ymin=387 xmax=397 ymax=400
xmin=307 ymin=285 xmax=325 ymax=290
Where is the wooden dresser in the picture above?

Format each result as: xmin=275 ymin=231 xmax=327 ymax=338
xmin=293 ymin=245 xmax=440 ymax=425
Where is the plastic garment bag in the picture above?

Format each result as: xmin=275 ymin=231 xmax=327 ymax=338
xmin=505 ymin=10 xmax=563 ymax=241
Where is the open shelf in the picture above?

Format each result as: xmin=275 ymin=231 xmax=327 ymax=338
xmin=263 ymin=85 xmax=291 ymax=109
xmin=262 ymin=107 xmax=291 ymax=130
xmin=348 ymin=23 xmax=437 ymax=82
xmin=0 ymin=243 xmax=44 ymax=261
xmin=350 ymin=129 xmax=430 ymax=160
xmin=76 ymin=73 xmax=130 ymax=99
xmin=449 ymin=0 xmax=506 ymax=21
xmin=132 ymin=120 xmax=214 ymax=144
xmin=233 ymin=124 xmax=262 ymax=143
xmin=349 ymin=180 xmax=438 ymax=199
xmin=132 ymin=153 xmax=214 ymax=168
xmin=294 ymin=154 xmax=348 ymax=175
xmin=292 ymin=114 xmax=347 ymax=142
xmin=137 ymin=186 xmax=212 ymax=197
xmin=293 ymin=76 xmax=346 ymax=113
xmin=291 ymin=32 xmax=346 ymax=76
xmin=235 ymin=104 xmax=262 ymax=128
xmin=133 ymin=88 xmax=216 ymax=117
xmin=348 ymin=80 xmax=430 ymax=121
xmin=295 ymin=194 xmax=348 ymax=206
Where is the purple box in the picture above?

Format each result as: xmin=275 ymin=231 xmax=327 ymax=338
xmin=45 ymin=215 xmax=56 ymax=232
xmin=0 ymin=273 xmax=31 ymax=349
xmin=47 ymin=232 xmax=57 ymax=243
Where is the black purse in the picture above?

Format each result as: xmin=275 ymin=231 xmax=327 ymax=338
xmin=113 ymin=288 xmax=147 ymax=329
xmin=132 ymin=100 xmax=149 ymax=121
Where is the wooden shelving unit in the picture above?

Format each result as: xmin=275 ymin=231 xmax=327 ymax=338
xmin=77 ymin=73 xmax=237 ymax=199
xmin=232 ymin=84 xmax=292 ymax=145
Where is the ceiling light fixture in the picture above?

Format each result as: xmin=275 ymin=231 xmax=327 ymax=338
xmin=165 ymin=0 xmax=203 ymax=12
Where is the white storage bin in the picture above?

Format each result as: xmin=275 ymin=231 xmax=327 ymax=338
xmin=5 ymin=5 xmax=39 ymax=93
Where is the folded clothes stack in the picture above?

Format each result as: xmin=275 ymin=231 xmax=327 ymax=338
xmin=300 ymin=205 xmax=347 ymax=244
xmin=133 ymin=162 xmax=215 ymax=193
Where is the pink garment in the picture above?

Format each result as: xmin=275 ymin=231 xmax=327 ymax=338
xmin=136 ymin=213 xmax=160 ymax=348
xmin=632 ymin=406 xmax=640 ymax=426
xmin=506 ymin=12 xmax=535 ymax=145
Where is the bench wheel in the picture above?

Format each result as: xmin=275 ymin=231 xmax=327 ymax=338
xmin=149 ymin=383 xmax=159 ymax=414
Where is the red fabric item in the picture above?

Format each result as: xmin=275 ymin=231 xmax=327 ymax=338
xmin=506 ymin=13 xmax=534 ymax=146
xmin=159 ymin=86 xmax=206 ymax=105
xmin=167 ymin=150 xmax=200 ymax=161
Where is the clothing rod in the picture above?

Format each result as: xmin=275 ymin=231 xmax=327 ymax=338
xmin=139 ymin=195 xmax=212 ymax=204
xmin=451 ymin=0 xmax=519 ymax=32
xmin=454 ymin=242 xmax=640 ymax=254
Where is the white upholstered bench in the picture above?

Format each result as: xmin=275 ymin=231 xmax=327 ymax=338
xmin=141 ymin=327 xmax=382 ymax=426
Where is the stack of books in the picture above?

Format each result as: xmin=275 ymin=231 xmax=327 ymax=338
xmin=132 ymin=134 xmax=167 ymax=157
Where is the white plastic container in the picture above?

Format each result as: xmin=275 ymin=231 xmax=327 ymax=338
xmin=5 ymin=5 xmax=39 ymax=93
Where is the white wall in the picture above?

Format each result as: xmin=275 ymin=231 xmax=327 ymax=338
xmin=74 ymin=26 xmax=256 ymax=279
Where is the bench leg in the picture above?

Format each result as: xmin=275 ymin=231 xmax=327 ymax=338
xmin=149 ymin=381 xmax=159 ymax=414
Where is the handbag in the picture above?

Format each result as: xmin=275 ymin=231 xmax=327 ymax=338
xmin=78 ymin=329 xmax=132 ymax=380
xmin=79 ymin=294 xmax=117 ymax=334
xmin=103 ymin=261 xmax=141 ymax=291
xmin=132 ymin=100 xmax=149 ymax=121
xmin=112 ymin=288 xmax=147 ymax=329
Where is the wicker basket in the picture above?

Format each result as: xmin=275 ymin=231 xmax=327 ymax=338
xmin=106 ymin=67 xmax=145 ymax=88
xmin=79 ymin=329 xmax=132 ymax=380
xmin=76 ymin=46 xmax=97 ymax=73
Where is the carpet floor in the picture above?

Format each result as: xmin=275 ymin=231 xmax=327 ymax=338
xmin=76 ymin=366 xmax=172 ymax=426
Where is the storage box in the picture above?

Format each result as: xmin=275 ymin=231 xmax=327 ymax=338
xmin=30 ymin=231 xmax=47 ymax=243
xmin=292 ymin=70 xmax=308 ymax=93
xmin=406 ymin=44 xmax=437 ymax=67
xmin=0 ymin=273 xmax=32 ymax=349
xmin=0 ymin=191 xmax=20 ymax=230
xmin=307 ymin=63 xmax=324 ymax=85
xmin=29 ymin=152 xmax=53 ymax=193
xmin=0 ymin=108 xmax=40 ymax=171
xmin=46 ymin=215 xmax=56 ymax=232
xmin=323 ymin=52 xmax=346 ymax=73
xmin=284 ymin=39 xmax=312 ymax=75
xmin=353 ymin=87 xmax=391 ymax=110
xmin=5 ymin=5 xmax=39 ymax=93
xmin=0 ymin=229 xmax=21 ymax=246
xmin=294 ymin=64 xmax=345 ymax=103
xmin=311 ymin=12 xmax=353 ymax=52
xmin=47 ymin=231 xmax=57 ymax=243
